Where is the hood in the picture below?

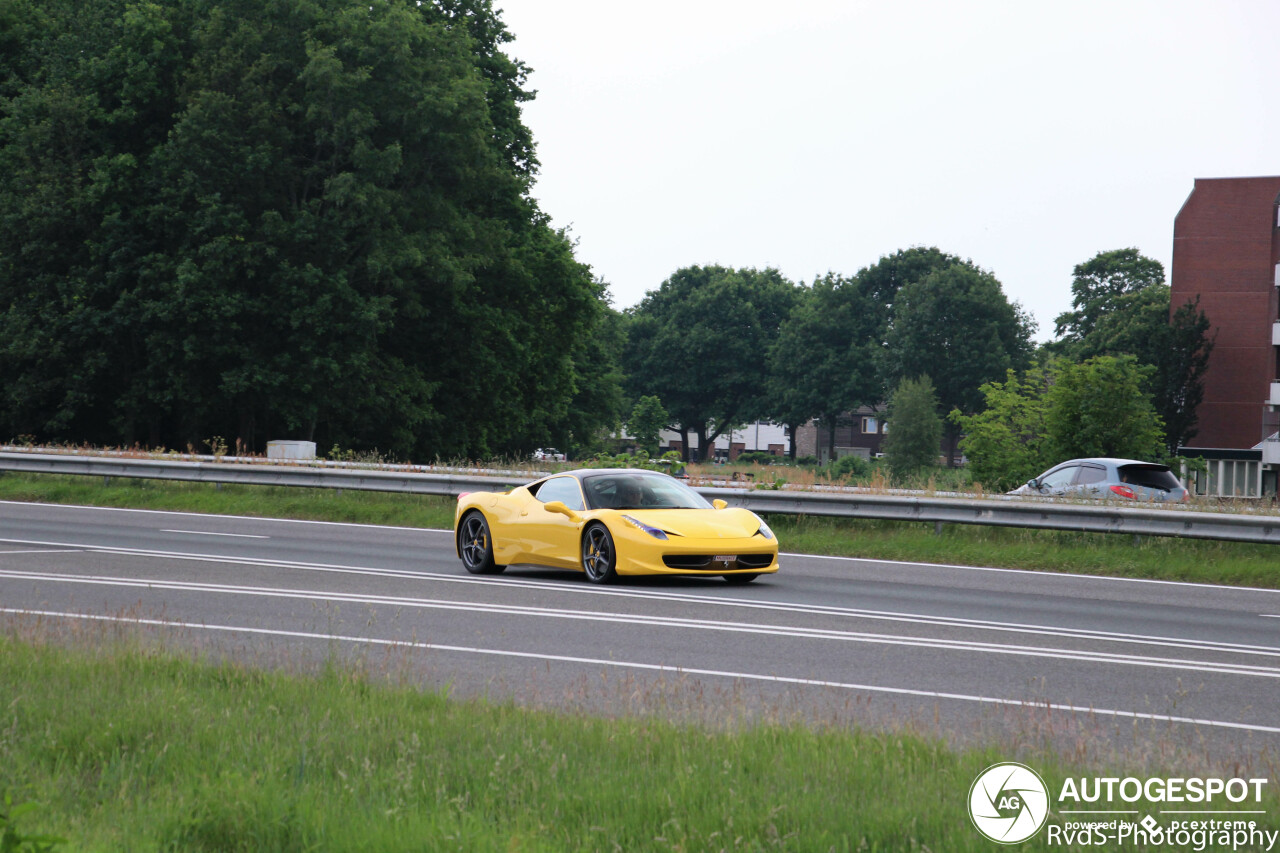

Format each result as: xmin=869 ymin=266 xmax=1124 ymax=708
xmin=622 ymin=507 xmax=764 ymax=539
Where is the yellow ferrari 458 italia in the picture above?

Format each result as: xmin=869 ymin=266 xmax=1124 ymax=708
xmin=454 ymin=468 xmax=778 ymax=584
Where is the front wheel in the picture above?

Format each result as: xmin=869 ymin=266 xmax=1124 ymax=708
xmin=581 ymin=523 xmax=618 ymax=584
xmin=458 ymin=511 xmax=504 ymax=575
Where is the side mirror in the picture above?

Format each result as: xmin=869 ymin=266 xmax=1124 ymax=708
xmin=543 ymin=501 xmax=582 ymax=523
xmin=712 ymin=499 xmax=728 ymax=510
xmin=1027 ymin=478 xmax=1040 ymax=490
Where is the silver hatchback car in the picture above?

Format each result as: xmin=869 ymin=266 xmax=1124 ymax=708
xmin=1010 ymin=457 xmax=1189 ymax=502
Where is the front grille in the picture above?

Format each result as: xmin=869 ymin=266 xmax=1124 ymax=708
xmin=662 ymin=553 xmax=774 ymax=571
xmin=663 ymin=555 xmax=713 ymax=570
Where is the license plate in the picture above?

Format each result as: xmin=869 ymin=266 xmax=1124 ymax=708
xmin=714 ymin=555 xmax=734 ymax=563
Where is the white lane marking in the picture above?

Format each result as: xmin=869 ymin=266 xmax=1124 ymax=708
xmin=2 ymin=569 xmax=1278 ymax=679
xmin=5 ymin=607 xmax=1279 ymax=737
xmin=0 ymin=549 xmax=84 ymax=555
xmin=0 ymin=499 xmax=450 ymax=534
xmin=783 ymin=551 xmax=1280 ymax=595
xmin=0 ymin=537 xmax=1277 ymax=661
xmin=161 ymin=529 xmax=269 ymax=539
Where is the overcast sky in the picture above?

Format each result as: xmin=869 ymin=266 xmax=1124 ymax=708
xmin=496 ymin=1 xmax=1279 ymax=341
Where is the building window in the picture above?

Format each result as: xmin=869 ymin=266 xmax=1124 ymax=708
xmin=1244 ymin=461 xmax=1259 ymax=497
xmin=862 ymin=417 xmax=878 ymax=434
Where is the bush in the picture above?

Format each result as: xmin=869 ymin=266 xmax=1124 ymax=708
xmin=586 ymin=450 xmax=686 ymax=476
xmin=736 ymin=451 xmax=779 ymax=465
xmin=826 ymin=454 xmax=872 ymax=480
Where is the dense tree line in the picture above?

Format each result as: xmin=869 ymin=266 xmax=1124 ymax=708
xmin=0 ymin=3 xmax=1213 ymax=468
xmin=0 ymin=0 xmax=612 ymax=459
xmin=623 ymin=247 xmax=1211 ymax=474
xmin=624 ymin=250 xmax=1036 ymax=463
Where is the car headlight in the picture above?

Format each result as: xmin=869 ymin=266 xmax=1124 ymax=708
xmin=755 ymin=517 xmax=775 ymax=539
xmin=621 ymin=515 xmax=668 ymax=540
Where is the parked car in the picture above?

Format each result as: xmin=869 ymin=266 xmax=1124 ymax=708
xmin=531 ymin=447 xmax=566 ymax=461
xmin=454 ymin=468 xmax=778 ymax=584
xmin=1009 ymin=458 xmax=1188 ymax=502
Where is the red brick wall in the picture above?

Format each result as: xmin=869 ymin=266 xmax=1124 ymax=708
xmin=1171 ymin=177 xmax=1280 ymax=449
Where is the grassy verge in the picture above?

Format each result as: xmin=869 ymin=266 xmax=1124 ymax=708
xmin=3 ymin=632 xmax=1274 ymax=852
xmin=2 ymin=472 xmax=1277 ymax=588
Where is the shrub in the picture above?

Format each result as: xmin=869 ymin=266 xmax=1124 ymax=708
xmin=826 ymin=454 xmax=872 ymax=480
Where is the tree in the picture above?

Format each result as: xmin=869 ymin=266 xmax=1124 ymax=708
xmin=628 ymin=395 xmax=669 ymax=456
xmin=855 ymin=246 xmax=968 ymax=327
xmin=882 ymin=263 xmax=1036 ymax=464
xmin=555 ymin=298 xmax=627 ymax=457
xmin=1045 ymin=356 xmax=1165 ymax=462
xmin=956 ymin=356 xmax=1166 ymax=491
xmin=953 ymin=367 xmax=1051 ymax=492
xmin=624 ymin=266 xmax=799 ymax=461
xmin=764 ymin=248 xmax=964 ymax=463
xmin=1155 ymin=298 xmax=1213 ymax=453
xmin=1053 ymin=248 xmax=1165 ymax=345
xmin=0 ymin=0 xmax=609 ymax=460
xmin=765 ymin=273 xmax=880 ymax=461
xmin=882 ymin=376 xmax=942 ymax=479
xmin=1049 ymin=249 xmax=1214 ymax=454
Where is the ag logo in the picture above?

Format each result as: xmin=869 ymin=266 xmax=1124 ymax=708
xmin=968 ymin=762 xmax=1050 ymax=844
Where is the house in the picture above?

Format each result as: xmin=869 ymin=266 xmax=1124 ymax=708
xmin=1170 ymin=176 xmax=1280 ymax=498
xmin=659 ymin=421 xmax=790 ymax=461
xmin=793 ymin=406 xmax=889 ymax=463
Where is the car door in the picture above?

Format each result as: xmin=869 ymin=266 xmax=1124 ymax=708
xmin=1073 ymin=463 xmax=1108 ymax=497
xmin=1036 ymin=465 xmax=1080 ymax=495
xmin=520 ymin=476 xmax=586 ymax=569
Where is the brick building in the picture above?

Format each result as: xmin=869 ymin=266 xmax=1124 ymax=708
xmin=793 ymin=406 xmax=889 ymax=463
xmin=1170 ymin=176 xmax=1280 ymax=497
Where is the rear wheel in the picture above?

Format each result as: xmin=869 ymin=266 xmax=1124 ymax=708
xmin=581 ymin=523 xmax=618 ymax=584
xmin=458 ymin=511 xmax=504 ymax=575
xmin=723 ymin=573 xmax=759 ymax=584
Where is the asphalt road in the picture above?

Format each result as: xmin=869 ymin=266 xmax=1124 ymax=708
xmin=3 ymin=500 xmax=1279 ymax=763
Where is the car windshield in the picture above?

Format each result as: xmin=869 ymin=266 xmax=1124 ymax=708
xmin=582 ymin=473 xmax=712 ymax=510
xmin=1117 ymin=464 xmax=1181 ymax=491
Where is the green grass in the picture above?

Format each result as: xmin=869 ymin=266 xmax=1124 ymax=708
xmin=3 ymin=633 xmax=1274 ymax=852
xmin=1 ymin=472 xmax=1277 ymax=588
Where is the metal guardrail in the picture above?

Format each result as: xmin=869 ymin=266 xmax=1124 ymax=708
xmin=0 ymin=451 xmax=527 ymax=496
xmin=1 ymin=450 xmax=1278 ymax=545
xmin=703 ymin=488 xmax=1280 ymax=545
